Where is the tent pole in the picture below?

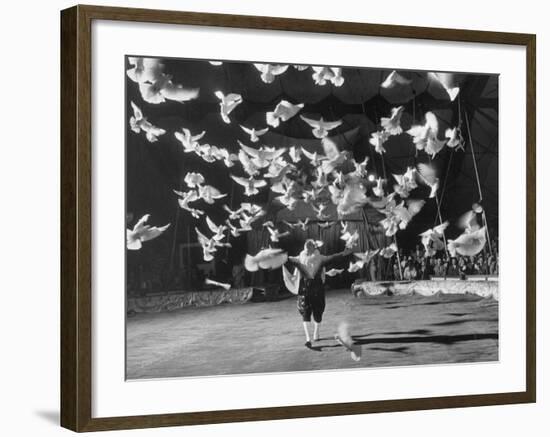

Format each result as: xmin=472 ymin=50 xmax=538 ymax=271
xmin=464 ymin=108 xmax=493 ymax=256
xmin=394 ymin=235 xmax=403 ymax=280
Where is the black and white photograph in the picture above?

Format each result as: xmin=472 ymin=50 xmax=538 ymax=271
xmin=125 ymin=57 xmax=499 ymax=380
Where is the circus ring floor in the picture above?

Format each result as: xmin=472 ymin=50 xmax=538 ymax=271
xmin=126 ymin=288 xmax=498 ymax=380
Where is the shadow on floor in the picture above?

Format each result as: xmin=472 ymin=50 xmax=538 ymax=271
xmin=34 ymin=410 xmax=59 ymax=425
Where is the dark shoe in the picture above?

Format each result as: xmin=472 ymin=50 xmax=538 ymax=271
xmin=305 ymin=341 xmax=312 ymax=348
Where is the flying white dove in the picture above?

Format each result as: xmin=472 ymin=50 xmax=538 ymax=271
xmin=126 ymin=215 xmax=171 ymax=250
xmin=380 ymin=70 xmax=412 ymax=88
xmin=335 ymin=322 xmax=362 ymax=361
xmin=416 ymin=162 xmax=440 ymax=198
xmin=284 ymin=218 xmax=310 ymax=231
xmin=126 ymin=57 xmax=164 ymax=83
xmin=407 ymin=112 xmax=446 ymax=157
xmin=381 ymin=106 xmax=405 ymax=136
xmin=429 ymin=72 xmax=460 ymax=101
xmin=288 ymin=146 xmax=302 ymax=163
xmin=214 ymin=91 xmax=242 ymax=124
xmin=174 ymin=127 xmax=205 ymax=153
xmin=419 ymin=221 xmax=449 ymax=256
xmin=393 ymin=167 xmax=418 ymax=198
xmin=238 ymin=142 xmax=287 ymax=168
xmin=373 ymin=178 xmax=385 ymax=197
xmin=369 ymin=130 xmax=390 ymax=154
xmin=447 ymin=227 xmax=487 ymax=257
xmin=195 ymin=227 xmax=218 ymax=261
xmin=240 ymin=125 xmax=269 ymax=143
xmin=300 ymin=115 xmax=343 ymax=139
xmin=253 ymin=63 xmax=289 ymax=83
xmin=445 ymin=127 xmax=463 ymax=150
xmin=184 ymin=172 xmax=205 ymax=188
xmin=138 ymin=73 xmax=199 ymax=104
xmin=237 ymin=149 xmax=261 ymax=176
xmin=354 ymin=249 xmax=380 ymax=265
xmin=266 ymin=226 xmax=290 ymax=242
xmin=198 ymin=185 xmax=227 ymax=204
xmin=266 ymin=100 xmax=304 ymax=128
xmin=347 ymin=260 xmax=364 ymax=273
xmin=379 ymin=242 xmax=398 ymax=258
xmin=173 ymin=189 xmax=204 ymax=219
xmin=230 ymin=175 xmax=267 ymax=196
xmin=206 ymin=216 xmax=228 ymax=241
xmin=129 ymin=102 xmax=166 ymax=143
xmin=325 ymin=268 xmax=344 ymax=277
xmin=340 ymin=225 xmax=359 ymax=249
xmin=205 ymin=278 xmax=231 ymax=290
xmin=244 ymin=248 xmax=288 ymax=272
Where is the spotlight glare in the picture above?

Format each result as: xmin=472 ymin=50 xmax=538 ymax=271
xmin=368 ymin=174 xmax=375 ymax=182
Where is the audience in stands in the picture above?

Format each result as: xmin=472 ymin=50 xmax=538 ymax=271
xmin=385 ymin=238 xmax=498 ymax=281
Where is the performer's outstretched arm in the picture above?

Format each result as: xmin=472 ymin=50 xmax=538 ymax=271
xmin=321 ymin=248 xmax=354 ymax=266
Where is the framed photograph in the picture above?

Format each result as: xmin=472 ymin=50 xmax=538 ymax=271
xmin=60 ymin=4 xmax=536 ymax=432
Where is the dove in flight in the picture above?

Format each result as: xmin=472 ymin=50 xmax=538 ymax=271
xmin=379 ymin=242 xmax=398 ymax=258
xmin=369 ymin=130 xmax=390 ymax=154
xmin=129 ymin=102 xmax=166 ymax=143
xmin=173 ymin=189 xmax=203 ymax=219
xmin=284 ymin=218 xmax=310 ymax=231
xmin=126 ymin=57 xmax=164 ymax=83
xmin=126 ymin=215 xmax=171 ymax=250
xmin=393 ymin=167 xmax=418 ymax=198
xmin=373 ymin=178 xmax=385 ymax=197
xmin=195 ymin=227 xmax=218 ymax=262
xmin=354 ymin=249 xmax=380 ymax=265
xmin=311 ymin=66 xmax=345 ymax=86
xmin=381 ymin=70 xmax=412 ymax=88
xmin=447 ymin=227 xmax=487 ymax=257
xmin=205 ymin=278 xmax=231 ymax=290
xmin=174 ymin=127 xmax=205 ymax=153
xmin=419 ymin=221 xmax=449 ymax=256
xmin=335 ymin=322 xmax=362 ymax=362
xmin=205 ymin=216 xmax=228 ymax=242
xmin=407 ymin=112 xmax=446 ymax=157
xmin=244 ymin=248 xmax=288 ymax=272
xmin=266 ymin=226 xmax=290 ymax=242
xmin=253 ymin=63 xmax=289 ymax=83
xmin=325 ymin=268 xmax=344 ymax=277
xmin=239 ymin=142 xmax=287 ymax=168
xmin=282 ymin=265 xmax=302 ymax=295
xmin=214 ymin=91 xmax=242 ymax=124
xmin=237 ymin=149 xmax=261 ymax=176
xmin=429 ymin=72 xmax=460 ymax=101
xmin=230 ymin=175 xmax=267 ymax=196
xmin=300 ymin=115 xmax=343 ymax=138
xmin=416 ymin=162 xmax=440 ymax=198
xmin=340 ymin=227 xmax=359 ymax=250
xmin=445 ymin=127 xmax=464 ymax=150
xmin=138 ymin=73 xmax=199 ymax=104
xmin=184 ymin=172 xmax=205 ymax=188
xmin=381 ymin=106 xmax=405 ymax=136
xmin=240 ymin=125 xmax=269 ymax=143
xmin=288 ymin=146 xmax=303 ymax=163
xmin=347 ymin=260 xmax=364 ymax=273
xmin=198 ymin=185 xmax=227 ymax=204
xmin=337 ymin=183 xmax=369 ymax=217
xmin=266 ymin=100 xmax=304 ymax=128
xmin=457 ymin=209 xmax=482 ymax=233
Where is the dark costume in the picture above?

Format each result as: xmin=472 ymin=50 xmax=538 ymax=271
xmin=297 ymin=275 xmax=326 ymax=323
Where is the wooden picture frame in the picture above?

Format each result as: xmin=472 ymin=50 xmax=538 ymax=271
xmin=60 ymin=4 xmax=536 ymax=432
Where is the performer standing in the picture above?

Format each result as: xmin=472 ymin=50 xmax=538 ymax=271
xmin=288 ymin=239 xmax=351 ymax=348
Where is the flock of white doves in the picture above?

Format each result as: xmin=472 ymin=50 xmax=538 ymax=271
xmin=125 ymin=57 xmax=488 ymax=279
